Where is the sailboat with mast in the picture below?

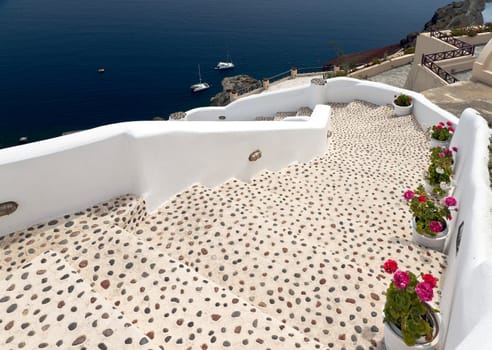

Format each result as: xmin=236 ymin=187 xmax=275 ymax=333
xmin=190 ymin=64 xmax=210 ymax=92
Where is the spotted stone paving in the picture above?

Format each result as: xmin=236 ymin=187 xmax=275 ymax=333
xmin=0 ymin=101 xmax=447 ymax=349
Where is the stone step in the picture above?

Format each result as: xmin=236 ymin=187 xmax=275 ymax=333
xmin=2 ymin=217 xmax=325 ymax=350
xmin=134 ymin=183 xmax=448 ymax=349
xmin=70 ymin=225 xmax=327 ymax=349
xmin=213 ymin=179 xmax=446 ymax=277
xmin=0 ymin=194 xmax=146 ymax=278
xmin=0 ymin=251 xmax=155 ymax=350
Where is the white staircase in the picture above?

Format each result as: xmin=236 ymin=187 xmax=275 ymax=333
xmin=0 ymin=101 xmax=447 ymax=350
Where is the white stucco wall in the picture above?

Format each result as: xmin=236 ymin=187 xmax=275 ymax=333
xmin=0 ymin=78 xmax=490 ymax=349
xmin=0 ymin=105 xmax=331 ymax=234
xmin=1 ymin=77 xmax=461 ymax=236
xmin=439 ymin=109 xmax=492 ymax=349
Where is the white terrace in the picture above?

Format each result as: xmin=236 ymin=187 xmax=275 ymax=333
xmin=0 ymin=78 xmax=490 ymax=350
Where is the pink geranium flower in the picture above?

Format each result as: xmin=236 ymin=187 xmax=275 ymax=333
xmin=439 ymin=122 xmax=444 ymax=126
xmin=449 ymin=127 xmax=454 ymax=132
xmin=415 ymin=282 xmax=434 ymax=302
xmin=438 ymin=152 xmax=445 ymax=158
xmin=446 ymin=121 xmax=452 ymax=127
xmin=384 ymin=259 xmax=398 ymax=274
xmin=393 ymin=271 xmax=410 ymax=289
xmin=418 ymin=195 xmax=427 ymax=203
xmin=444 ymin=196 xmax=457 ymax=207
xmin=429 ymin=221 xmax=444 ymax=233
xmin=403 ymin=190 xmax=415 ymax=201
xmin=452 ymin=146 xmax=458 ymax=152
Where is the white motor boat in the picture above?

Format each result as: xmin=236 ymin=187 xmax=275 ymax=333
xmin=190 ymin=64 xmax=210 ymax=92
xmin=215 ymin=61 xmax=235 ymax=70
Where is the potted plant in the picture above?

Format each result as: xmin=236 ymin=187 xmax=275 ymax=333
xmin=383 ymin=259 xmax=441 ymax=349
xmin=403 ymin=185 xmax=457 ymax=251
xmin=428 ymin=121 xmax=454 ymax=147
xmin=393 ymin=93 xmax=413 ymax=116
xmin=424 ymin=147 xmax=455 ymax=197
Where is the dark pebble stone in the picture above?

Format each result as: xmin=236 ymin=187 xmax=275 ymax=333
xmin=231 ymin=311 xmax=240 ymax=317
xmin=326 ymin=316 xmax=333 ymax=324
xmin=223 ymin=341 xmax=231 ymax=347
xmin=6 ymin=303 xmax=17 ymax=313
xmin=0 ymin=296 xmax=9 ymax=303
xmin=72 ymin=335 xmax=86 ymax=346
xmin=38 ymin=343 xmax=49 ymax=348
xmin=68 ymin=322 xmax=77 ymax=331
xmin=98 ymin=343 xmax=108 ymax=350
xmin=355 ymin=325 xmax=362 ymax=333
xmin=139 ymin=337 xmax=149 ymax=345
xmin=124 ymin=338 xmax=133 ymax=344
xmin=103 ymin=329 xmax=113 ymax=337
xmin=371 ymin=326 xmax=379 ymax=332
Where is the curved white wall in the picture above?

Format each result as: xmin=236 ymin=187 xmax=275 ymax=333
xmin=0 ymin=105 xmax=331 ymax=234
xmin=439 ymin=109 xmax=492 ymax=349
xmin=0 ymin=78 xmax=462 ymax=234
xmin=0 ymin=77 xmax=490 ymax=350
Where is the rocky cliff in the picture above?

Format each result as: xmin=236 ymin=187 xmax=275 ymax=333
xmin=401 ymin=0 xmax=491 ymax=47
xmin=210 ymin=75 xmax=260 ymax=106
xmin=424 ymin=0 xmax=488 ymax=31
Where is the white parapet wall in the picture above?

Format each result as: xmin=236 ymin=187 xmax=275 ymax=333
xmin=440 ymin=108 xmax=492 ymax=349
xmin=0 ymin=104 xmax=331 ymax=234
xmin=0 ymin=78 xmax=462 ymax=234
xmin=0 ymin=77 xmax=490 ymax=349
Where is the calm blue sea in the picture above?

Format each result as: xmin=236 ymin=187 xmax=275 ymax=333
xmin=0 ymin=0 xmax=451 ymax=148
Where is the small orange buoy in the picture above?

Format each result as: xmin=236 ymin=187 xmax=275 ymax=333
xmin=97 ymin=68 xmax=105 ymax=73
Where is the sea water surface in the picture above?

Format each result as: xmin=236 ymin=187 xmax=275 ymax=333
xmin=0 ymin=0 xmax=451 ymax=147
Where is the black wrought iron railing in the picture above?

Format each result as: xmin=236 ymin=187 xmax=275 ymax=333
xmin=236 ymin=66 xmax=325 ymax=96
xmin=236 ymin=82 xmax=262 ymax=96
xmin=421 ymin=30 xmax=476 ymax=84
xmin=421 ymin=55 xmax=458 ymax=84
xmin=430 ymin=31 xmax=475 ymax=55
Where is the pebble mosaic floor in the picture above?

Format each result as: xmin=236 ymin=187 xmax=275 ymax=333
xmin=0 ymin=101 xmax=447 ymax=349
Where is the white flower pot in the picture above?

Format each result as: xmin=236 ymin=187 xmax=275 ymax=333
xmin=423 ymin=179 xmax=452 ymax=198
xmin=411 ymin=217 xmax=448 ymax=252
xmin=393 ymin=101 xmax=413 ymax=116
xmin=384 ymin=305 xmax=441 ymax=350
xmin=429 ymin=138 xmax=449 ymax=148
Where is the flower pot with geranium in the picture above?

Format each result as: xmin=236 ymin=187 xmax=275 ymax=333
xmin=382 ymin=259 xmax=441 ymax=349
xmin=392 ymin=93 xmax=413 ymax=116
xmin=403 ymin=185 xmax=458 ymax=251
xmin=424 ymin=147 xmax=456 ymax=197
xmin=428 ymin=121 xmax=454 ymax=147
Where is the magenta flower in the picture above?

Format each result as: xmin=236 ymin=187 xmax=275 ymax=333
xmin=446 ymin=121 xmax=453 ymax=127
xmin=452 ymin=146 xmax=458 ymax=152
xmin=418 ymin=195 xmax=427 ymax=203
xmin=439 ymin=122 xmax=444 ymax=126
xmin=444 ymin=196 xmax=457 ymax=207
xmin=415 ymin=282 xmax=434 ymax=302
xmin=445 ymin=149 xmax=452 ymax=157
xmin=384 ymin=259 xmax=398 ymax=274
xmin=403 ymin=190 xmax=415 ymax=201
xmin=393 ymin=271 xmax=410 ymax=289
xmin=438 ymin=152 xmax=445 ymax=158
xmin=429 ymin=221 xmax=444 ymax=233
